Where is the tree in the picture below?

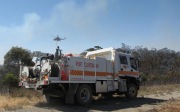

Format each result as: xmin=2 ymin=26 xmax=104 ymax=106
xmin=2 ymin=73 xmax=19 ymax=92
xmin=0 ymin=65 xmax=6 ymax=79
xmin=94 ymin=46 xmax=103 ymax=50
xmin=116 ymin=43 xmax=132 ymax=53
xmin=80 ymin=46 xmax=103 ymax=56
xmin=4 ymin=47 xmax=33 ymax=76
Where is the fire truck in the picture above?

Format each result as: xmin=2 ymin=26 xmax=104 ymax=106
xmin=19 ymin=46 xmax=141 ymax=105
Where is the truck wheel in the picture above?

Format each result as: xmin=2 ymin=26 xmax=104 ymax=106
xmin=75 ymin=84 xmax=92 ymax=105
xmin=125 ymin=83 xmax=137 ymax=100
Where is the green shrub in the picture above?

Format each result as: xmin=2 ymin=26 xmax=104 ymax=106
xmin=2 ymin=73 xmax=19 ymax=91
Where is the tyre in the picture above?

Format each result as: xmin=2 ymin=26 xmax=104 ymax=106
xmin=75 ymin=84 xmax=92 ymax=105
xmin=125 ymin=83 xmax=138 ymax=99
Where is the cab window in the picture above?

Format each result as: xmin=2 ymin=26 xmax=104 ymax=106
xmin=119 ymin=56 xmax=128 ymax=65
xmin=130 ymin=58 xmax=137 ymax=70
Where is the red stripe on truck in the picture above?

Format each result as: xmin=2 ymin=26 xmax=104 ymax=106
xmin=70 ymin=70 xmax=113 ymax=76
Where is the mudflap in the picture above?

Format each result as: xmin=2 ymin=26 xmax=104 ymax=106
xmin=65 ymin=93 xmax=75 ymax=104
xmin=65 ymin=83 xmax=79 ymax=104
xmin=43 ymin=89 xmax=65 ymax=97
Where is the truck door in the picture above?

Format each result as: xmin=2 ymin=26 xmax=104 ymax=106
xmin=119 ymin=55 xmax=131 ymax=73
xmin=118 ymin=55 xmax=139 ymax=77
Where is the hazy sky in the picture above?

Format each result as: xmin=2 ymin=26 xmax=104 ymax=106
xmin=0 ymin=0 xmax=180 ymax=64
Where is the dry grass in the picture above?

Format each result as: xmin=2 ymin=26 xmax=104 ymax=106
xmin=152 ymin=99 xmax=180 ymax=112
xmin=138 ymin=84 xmax=180 ymax=112
xmin=138 ymin=84 xmax=180 ymax=96
xmin=0 ymin=84 xmax=180 ymax=110
xmin=0 ymin=88 xmax=44 ymax=110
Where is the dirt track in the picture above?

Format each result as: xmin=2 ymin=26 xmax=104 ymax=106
xmin=1 ymin=90 xmax=180 ymax=112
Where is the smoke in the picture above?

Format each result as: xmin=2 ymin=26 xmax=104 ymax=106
xmin=0 ymin=0 xmax=109 ymax=64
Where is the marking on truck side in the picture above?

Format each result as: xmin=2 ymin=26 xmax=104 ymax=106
xmin=69 ymin=70 xmax=139 ymax=77
xmin=70 ymin=70 xmax=113 ymax=76
xmin=76 ymin=61 xmax=99 ymax=68
xmin=115 ymin=71 xmax=139 ymax=77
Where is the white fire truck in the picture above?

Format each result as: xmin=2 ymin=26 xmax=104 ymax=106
xmin=19 ymin=46 xmax=141 ymax=105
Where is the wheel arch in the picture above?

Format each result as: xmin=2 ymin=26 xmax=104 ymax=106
xmin=121 ymin=76 xmax=140 ymax=90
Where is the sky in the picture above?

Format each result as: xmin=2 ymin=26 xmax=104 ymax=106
xmin=0 ymin=0 xmax=180 ymax=64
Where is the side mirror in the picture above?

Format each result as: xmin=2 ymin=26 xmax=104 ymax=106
xmin=135 ymin=58 xmax=141 ymax=68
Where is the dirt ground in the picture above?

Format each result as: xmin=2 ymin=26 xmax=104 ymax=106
xmin=1 ymin=90 xmax=180 ymax=112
